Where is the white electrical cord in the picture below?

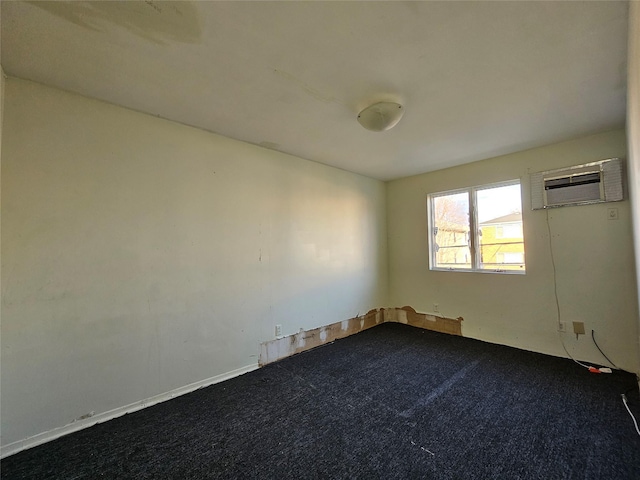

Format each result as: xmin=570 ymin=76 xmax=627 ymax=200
xmin=559 ymin=337 xmax=591 ymax=369
xmin=547 ymin=211 xmax=639 ymax=435
xmin=546 ymin=209 xmax=590 ymax=370
xmin=622 ymin=394 xmax=640 ymax=437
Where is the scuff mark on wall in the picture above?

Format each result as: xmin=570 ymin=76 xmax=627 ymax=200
xmin=259 ymin=306 xmax=463 ymax=366
xmin=72 ymin=411 xmax=95 ymax=423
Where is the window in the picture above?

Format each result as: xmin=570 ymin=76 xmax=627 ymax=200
xmin=502 ymin=252 xmax=524 ymax=264
xmin=428 ymin=180 xmax=525 ymax=273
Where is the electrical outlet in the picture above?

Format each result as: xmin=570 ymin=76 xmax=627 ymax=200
xmin=558 ymin=322 xmax=566 ymax=332
xmin=433 ymin=303 xmax=439 ymax=313
xmin=275 ymin=324 xmax=282 ymax=337
xmin=573 ymin=322 xmax=585 ymax=336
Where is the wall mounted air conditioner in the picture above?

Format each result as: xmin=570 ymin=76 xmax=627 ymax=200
xmin=530 ymin=158 xmax=624 ymax=210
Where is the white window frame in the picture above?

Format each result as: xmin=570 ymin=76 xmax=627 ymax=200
xmin=427 ymin=179 xmax=525 ymax=274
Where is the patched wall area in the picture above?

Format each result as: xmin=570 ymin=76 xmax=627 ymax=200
xmin=260 ymin=307 xmax=463 ymax=365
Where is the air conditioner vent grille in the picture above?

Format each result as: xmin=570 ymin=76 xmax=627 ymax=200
xmin=531 ymin=158 xmax=624 ymax=210
xmin=544 ymin=172 xmax=601 ymax=190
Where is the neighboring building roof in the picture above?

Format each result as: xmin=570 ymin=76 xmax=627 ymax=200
xmin=480 ymin=212 xmax=522 ymax=225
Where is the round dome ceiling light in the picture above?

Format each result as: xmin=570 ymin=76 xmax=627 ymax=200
xmin=357 ymin=102 xmax=404 ymax=132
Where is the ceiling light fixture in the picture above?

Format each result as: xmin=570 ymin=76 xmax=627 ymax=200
xmin=357 ymin=102 xmax=404 ymax=132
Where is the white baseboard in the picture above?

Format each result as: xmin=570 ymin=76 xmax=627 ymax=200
xmin=0 ymin=363 xmax=259 ymax=459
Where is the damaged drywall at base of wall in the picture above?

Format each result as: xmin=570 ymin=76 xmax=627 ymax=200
xmin=393 ymin=306 xmax=464 ymax=336
xmin=3 ymin=307 xmax=458 ymax=459
xmin=260 ymin=309 xmax=382 ymax=365
xmin=259 ymin=307 xmax=464 ymax=366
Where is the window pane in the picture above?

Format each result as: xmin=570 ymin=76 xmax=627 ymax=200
xmin=432 ymin=192 xmax=470 ymax=270
xmin=477 ymin=184 xmax=525 ymax=271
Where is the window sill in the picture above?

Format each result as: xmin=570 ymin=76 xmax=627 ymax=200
xmin=430 ymin=267 xmax=526 ymax=275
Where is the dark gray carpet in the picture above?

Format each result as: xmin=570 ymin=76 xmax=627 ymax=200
xmin=2 ymin=323 xmax=639 ymax=479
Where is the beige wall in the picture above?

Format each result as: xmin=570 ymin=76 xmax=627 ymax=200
xmin=387 ymin=130 xmax=639 ymax=372
xmin=0 ymin=78 xmax=388 ymax=447
xmin=627 ymin=0 xmax=640 ymax=375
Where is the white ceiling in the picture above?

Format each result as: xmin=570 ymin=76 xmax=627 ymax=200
xmin=1 ymin=1 xmax=629 ymax=180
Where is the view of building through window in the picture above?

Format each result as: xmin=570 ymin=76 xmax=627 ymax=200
xmin=478 ymin=211 xmax=524 ymax=271
xmin=429 ymin=181 xmax=525 ymax=272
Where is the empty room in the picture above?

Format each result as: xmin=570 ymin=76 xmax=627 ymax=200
xmin=2 ymin=1 xmax=640 ymax=478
